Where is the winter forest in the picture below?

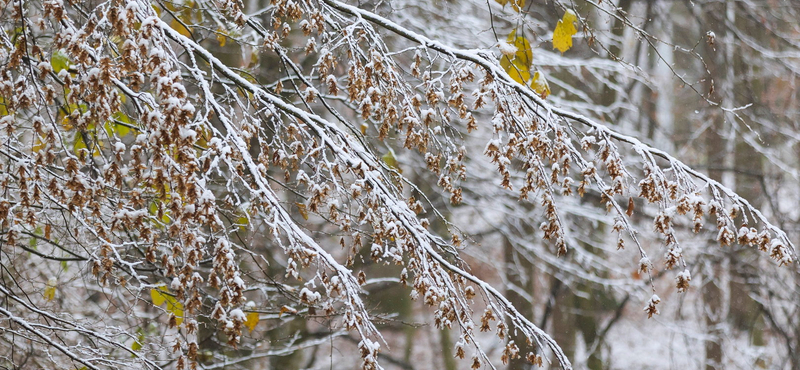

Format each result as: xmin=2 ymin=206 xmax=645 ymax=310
xmin=2 ymin=0 xmax=800 ymax=369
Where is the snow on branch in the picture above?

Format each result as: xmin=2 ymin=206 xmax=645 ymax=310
xmin=0 ymin=0 xmax=795 ymax=369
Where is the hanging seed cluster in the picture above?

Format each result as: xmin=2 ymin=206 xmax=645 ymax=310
xmin=0 ymin=0 xmax=793 ymax=369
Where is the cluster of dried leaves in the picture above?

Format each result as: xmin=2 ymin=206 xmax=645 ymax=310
xmin=0 ymin=0 xmax=793 ymax=369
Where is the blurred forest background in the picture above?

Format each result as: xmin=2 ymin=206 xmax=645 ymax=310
xmin=1 ymin=0 xmax=799 ymax=369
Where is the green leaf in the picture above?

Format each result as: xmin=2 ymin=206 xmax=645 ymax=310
xmin=9 ymin=27 xmax=23 ymax=45
xmin=28 ymin=227 xmax=43 ymax=251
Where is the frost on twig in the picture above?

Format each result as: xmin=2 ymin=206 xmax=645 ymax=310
xmin=0 ymin=0 xmax=794 ymax=369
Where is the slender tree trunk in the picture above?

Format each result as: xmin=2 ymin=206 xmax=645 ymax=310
xmin=504 ymin=236 xmax=535 ymax=370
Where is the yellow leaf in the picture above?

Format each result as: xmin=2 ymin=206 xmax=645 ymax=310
xmin=507 ymin=30 xmax=533 ymax=68
xmin=496 ymin=0 xmax=524 ymax=11
xmin=296 ymin=203 xmax=309 ymax=220
xmin=32 ymin=136 xmax=46 ymax=153
xmin=44 ymin=277 xmax=56 ymax=301
xmin=60 ymin=103 xmax=88 ymax=130
xmin=151 ymin=286 xmax=183 ymax=326
xmin=279 ymin=305 xmax=297 ymax=317
xmin=501 ymin=56 xmax=531 ymax=84
xmin=562 ymin=8 xmax=578 ymax=25
xmin=531 ymin=71 xmax=551 ymax=98
xmin=165 ymin=295 xmax=184 ymax=326
xmin=195 ymin=126 xmax=211 ymax=149
xmin=511 ymin=0 xmax=525 ymax=12
xmin=500 ymin=30 xmax=533 ymax=84
xmin=553 ymin=10 xmax=579 ymax=53
xmin=244 ymin=311 xmax=259 ymax=331
xmin=170 ymin=19 xmax=192 ymax=38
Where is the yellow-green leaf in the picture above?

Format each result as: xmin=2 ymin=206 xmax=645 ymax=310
xmin=236 ymin=206 xmax=249 ymax=232
xmin=150 ymin=286 xmax=167 ymax=306
xmin=44 ymin=277 xmax=57 ymax=301
xmin=51 ymin=50 xmax=71 ymax=74
xmin=73 ymin=131 xmax=101 ymax=157
xmin=131 ymin=329 xmax=145 ymax=351
xmin=9 ymin=27 xmax=23 ymax=45
xmin=0 ymin=96 xmax=8 ymax=116
xmin=244 ymin=311 xmax=259 ymax=331
xmin=105 ymin=112 xmax=133 ymax=137
xmin=32 ymin=136 xmax=46 ymax=153
xmin=195 ymin=126 xmax=211 ymax=149
xmin=151 ymin=286 xmax=183 ymax=326
xmin=382 ymin=149 xmax=402 ymax=172
xmin=553 ymin=10 xmax=579 ymax=53
xmin=73 ymin=132 xmax=88 ymax=152
xmin=531 ymin=71 xmax=551 ymax=98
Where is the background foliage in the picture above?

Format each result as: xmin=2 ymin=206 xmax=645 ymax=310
xmin=0 ymin=0 xmax=799 ymax=369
